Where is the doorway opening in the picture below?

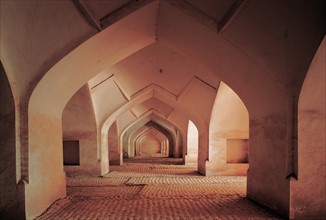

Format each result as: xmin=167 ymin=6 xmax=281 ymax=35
xmin=186 ymin=120 xmax=199 ymax=167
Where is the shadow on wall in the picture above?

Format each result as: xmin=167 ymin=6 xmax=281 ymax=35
xmin=0 ymin=62 xmax=26 ymax=219
xmin=290 ymin=36 xmax=326 ymax=219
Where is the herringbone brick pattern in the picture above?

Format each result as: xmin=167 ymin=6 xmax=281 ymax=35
xmin=37 ymin=158 xmax=281 ymax=219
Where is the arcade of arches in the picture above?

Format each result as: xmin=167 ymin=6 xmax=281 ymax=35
xmin=0 ymin=0 xmax=325 ymax=219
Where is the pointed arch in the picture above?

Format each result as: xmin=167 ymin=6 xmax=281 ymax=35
xmin=27 ymin=2 xmax=158 ymax=217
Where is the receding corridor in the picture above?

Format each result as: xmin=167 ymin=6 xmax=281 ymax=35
xmin=37 ymin=158 xmax=279 ymax=219
xmin=1 ymin=1 xmax=325 ymax=219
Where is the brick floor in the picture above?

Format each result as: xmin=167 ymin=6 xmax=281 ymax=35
xmin=37 ymin=158 xmax=281 ymax=219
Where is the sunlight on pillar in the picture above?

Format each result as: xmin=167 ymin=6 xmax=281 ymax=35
xmin=207 ymin=82 xmax=249 ymax=176
xmin=186 ymin=120 xmax=198 ymax=165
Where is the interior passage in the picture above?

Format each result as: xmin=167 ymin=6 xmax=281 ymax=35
xmin=37 ymin=158 xmax=280 ymax=219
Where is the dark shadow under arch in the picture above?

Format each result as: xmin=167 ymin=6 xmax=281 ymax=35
xmin=0 ymin=62 xmax=25 ymax=219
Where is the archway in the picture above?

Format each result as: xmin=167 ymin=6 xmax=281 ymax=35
xmin=186 ymin=120 xmax=198 ymax=166
xmin=134 ymin=127 xmax=168 ymax=157
xmin=119 ymin=111 xmax=183 ymax=160
xmin=27 ymin=3 xmax=158 ymax=217
xmin=101 ymin=84 xmax=209 ymax=175
xmin=145 ymin=121 xmax=175 ymax=157
xmin=26 ymin=1 xmax=296 ymax=218
xmin=0 ymin=0 xmax=324 ymax=218
xmin=157 ymin=2 xmax=290 ymax=216
xmin=128 ymin=121 xmax=175 ymax=159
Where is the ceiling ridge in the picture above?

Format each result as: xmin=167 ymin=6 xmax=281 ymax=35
xmin=194 ymin=76 xmax=217 ymax=90
xmin=177 ymin=76 xmax=217 ymax=101
xmin=74 ymin=0 xmax=102 ymax=31
xmin=129 ymin=109 xmax=138 ymax=119
xmin=155 ymin=0 xmax=162 ymax=41
xmin=163 ymin=0 xmax=218 ymax=32
xmin=135 ymin=127 xmax=167 ymax=141
xmin=218 ymin=0 xmax=247 ymax=33
xmin=90 ymin=74 xmax=114 ymax=90
xmin=138 ymin=109 xmax=166 ymax=120
xmin=113 ymin=76 xmax=131 ymax=101
xmin=101 ymin=0 xmax=156 ymax=29
xmin=130 ymin=83 xmax=176 ymax=101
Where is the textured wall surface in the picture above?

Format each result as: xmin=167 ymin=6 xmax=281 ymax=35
xmin=0 ymin=0 xmax=324 ymax=219
xmin=27 ymin=112 xmax=66 ymax=218
xmin=290 ymin=37 xmax=326 ymax=219
xmin=0 ymin=64 xmax=25 ymax=219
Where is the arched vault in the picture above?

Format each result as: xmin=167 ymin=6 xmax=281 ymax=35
xmin=100 ymin=82 xmax=215 ymax=175
xmin=0 ymin=0 xmax=323 ymax=218
xmin=119 ymin=110 xmax=184 ymax=159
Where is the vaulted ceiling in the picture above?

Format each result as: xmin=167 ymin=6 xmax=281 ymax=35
xmin=1 ymin=1 xmax=325 ymax=218
xmin=2 ymin=0 xmax=324 ymax=164
xmin=2 ymin=0 xmax=324 ymax=118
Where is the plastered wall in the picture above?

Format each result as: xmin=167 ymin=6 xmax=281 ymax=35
xmin=27 ymin=111 xmax=66 ymax=218
xmin=290 ymin=37 xmax=326 ymax=219
xmin=0 ymin=1 xmax=324 ymax=219
xmin=62 ymin=85 xmax=99 ymax=176
xmin=0 ymin=64 xmax=25 ymax=219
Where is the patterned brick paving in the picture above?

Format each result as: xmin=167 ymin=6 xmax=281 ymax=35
xmin=37 ymin=158 xmax=281 ymax=219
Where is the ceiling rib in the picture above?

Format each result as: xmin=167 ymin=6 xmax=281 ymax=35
xmin=165 ymin=0 xmax=218 ymax=32
xmin=218 ymin=0 xmax=247 ymax=33
xmin=130 ymin=83 xmax=175 ymax=101
xmin=74 ymin=0 xmax=102 ymax=31
xmin=129 ymin=109 xmax=139 ymax=119
xmin=90 ymin=74 xmax=114 ymax=89
xmin=139 ymin=109 xmax=166 ymax=120
xmin=194 ymin=76 xmax=217 ymax=90
xmin=101 ymin=0 xmax=155 ymax=28
xmin=113 ymin=77 xmax=131 ymax=101
xmin=166 ymin=109 xmax=174 ymax=120
xmin=75 ymin=0 xmax=156 ymax=31
xmin=177 ymin=77 xmax=216 ymax=100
